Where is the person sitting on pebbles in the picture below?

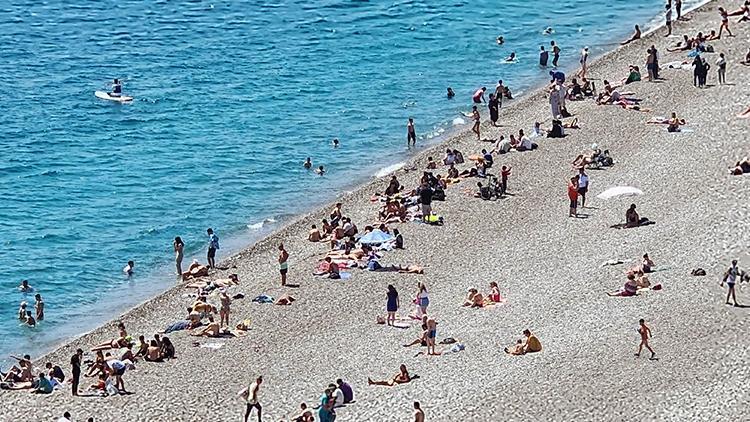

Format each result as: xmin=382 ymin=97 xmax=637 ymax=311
xmin=462 ymin=288 xmax=484 ymax=307
xmin=730 ymin=157 xmax=750 ymax=175
xmin=505 ymin=329 xmax=542 ymax=355
xmin=607 ymin=274 xmax=639 ymax=297
xmin=625 ymin=204 xmax=652 ymax=228
xmin=181 ymin=260 xmax=210 ymax=281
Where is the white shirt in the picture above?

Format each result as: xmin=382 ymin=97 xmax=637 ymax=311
xmin=56 ymin=418 xmax=71 ymax=422
xmin=333 ymin=388 xmax=346 ymax=407
xmin=519 ymin=136 xmax=532 ymax=150
xmin=496 ymin=139 xmax=511 ymax=153
xmin=578 ymin=173 xmax=589 ymax=188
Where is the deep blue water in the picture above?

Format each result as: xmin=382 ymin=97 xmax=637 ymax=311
xmin=0 ymin=0 xmax=701 ymax=363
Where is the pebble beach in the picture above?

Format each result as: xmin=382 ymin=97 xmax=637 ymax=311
xmin=2 ymin=0 xmax=750 ymax=420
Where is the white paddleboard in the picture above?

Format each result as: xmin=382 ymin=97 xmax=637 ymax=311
xmin=95 ymin=91 xmax=133 ymax=102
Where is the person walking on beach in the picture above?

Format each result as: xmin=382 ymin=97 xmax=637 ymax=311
xmin=539 ymin=45 xmax=549 ymax=67
xmin=718 ymin=7 xmax=733 ymax=39
xmin=407 ymin=118 xmax=417 ymax=148
xmin=386 ymin=285 xmax=400 ymax=326
xmin=414 ymin=401 xmax=425 ymax=422
xmin=568 ymin=176 xmax=579 ymax=217
xmin=716 ymin=53 xmax=727 ymax=84
xmin=664 ymin=3 xmax=672 ymax=37
xmin=70 ymin=348 xmax=82 ymax=396
xmin=34 ymin=293 xmax=44 ymax=321
xmin=721 ymin=259 xmax=741 ymax=306
xmin=635 ymin=319 xmax=656 ymax=359
xmin=577 ymin=167 xmax=589 ymax=208
xmin=471 ymin=106 xmax=481 ymax=140
xmin=173 ymin=236 xmax=184 ymax=276
xmin=206 ymin=228 xmax=219 ymax=269
xmin=241 ymin=375 xmax=263 ymax=422
xmin=278 ymin=243 xmax=289 ymax=286
xmin=551 ymin=40 xmax=561 ymax=67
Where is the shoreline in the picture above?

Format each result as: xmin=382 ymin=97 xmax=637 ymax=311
xmin=4 ymin=0 xmax=750 ymax=420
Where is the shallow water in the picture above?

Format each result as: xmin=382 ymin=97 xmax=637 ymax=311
xmin=0 ymin=0 xmax=701 ymax=363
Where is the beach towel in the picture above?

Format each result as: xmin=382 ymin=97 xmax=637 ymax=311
xmin=199 ymin=342 xmax=225 ymax=350
xmin=252 ymin=295 xmax=274 ymax=304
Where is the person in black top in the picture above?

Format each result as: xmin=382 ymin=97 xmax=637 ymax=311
xmin=70 ymin=348 xmax=83 ymax=396
xmin=418 ymin=182 xmax=433 ymax=222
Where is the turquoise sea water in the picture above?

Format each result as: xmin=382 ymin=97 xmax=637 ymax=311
xmin=0 ymin=0 xmax=700 ymax=363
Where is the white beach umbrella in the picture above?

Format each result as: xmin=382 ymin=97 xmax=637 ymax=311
xmin=596 ymin=186 xmax=643 ymax=200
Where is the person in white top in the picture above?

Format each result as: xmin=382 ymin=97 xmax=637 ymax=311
xmin=332 ymin=384 xmax=346 ymax=408
xmin=577 ymin=168 xmax=589 ymax=207
xmin=716 ymin=52 xmax=727 ymax=84
xmin=242 ymin=375 xmax=263 ymax=422
xmin=57 ymin=412 xmax=72 ymax=422
xmin=517 ymin=129 xmax=532 ymax=151
xmin=721 ymin=260 xmax=741 ymax=306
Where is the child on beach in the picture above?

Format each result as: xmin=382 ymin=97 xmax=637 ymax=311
xmin=471 ymin=106 xmax=481 ymax=140
xmin=567 ymin=176 xmax=579 ymax=217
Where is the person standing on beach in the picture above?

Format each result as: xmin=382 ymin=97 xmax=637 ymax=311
xmin=578 ymin=47 xmax=589 ymax=79
xmin=174 ymin=236 xmax=184 ymax=276
xmin=716 ymin=53 xmax=727 ymax=84
xmin=407 ymin=118 xmax=417 ymax=148
xmin=488 ymin=94 xmax=499 ymax=127
xmin=35 ymin=293 xmax=44 ymax=321
xmin=414 ymin=401 xmax=425 ymax=422
xmin=206 ymin=228 xmax=220 ymax=269
xmin=675 ymin=0 xmax=682 ymax=20
xmin=386 ymin=284 xmax=399 ymax=326
xmin=501 ymin=165 xmax=511 ymax=196
xmin=577 ymin=167 xmax=589 ymax=208
xmin=568 ymin=176 xmax=579 ymax=217
xmin=70 ymin=348 xmax=82 ymax=396
xmin=635 ymin=319 xmax=656 ymax=359
xmin=551 ymin=40 xmax=561 ymax=67
xmin=539 ymin=45 xmax=549 ymax=67
xmin=664 ymin=3 xmax=672 ymax=37
xmin=419 ymin=181 xmax=433 ymax=221
xmin=471 ymin=106 xmax=481 ymax=140
xmin=278 ymin=243 xmax=289 ymax=286
xmin=241 ymin=375 xmax=263 ymax=422
xmin=494 ymin=80 xmax=504 ymax=108
xmin=721 ymin=260 xmax=741 ymax=306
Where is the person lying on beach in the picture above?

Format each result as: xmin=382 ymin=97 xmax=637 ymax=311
xmin=647 ymin=115 xmax=687 ymax=126
xmin=667 ymin=35 xmax=692 ymax=52
xmin=181 ymin=260 xmax=209 ymax=281
xmin=162 ymin=307 xmax=203 ymax=333
xmin=91 ymin=335 xmax=131 ymax=352
xmin=737 ymin=106 xmax=750 ymax=118
xmin=373 ymin=264 xmax=424 ymax=274
xmin=368 ymin=364 xmax=419 ymax=386
xmin=462 ymin=289 xmax=484 ymax=307
xmin=504 ymin=329 xmax=542 ymax=355
xmin=730 ymin=157 xmax=750 ymax=175
xmin=728 ymin=1 xmax=750 ymax=22
xmin=403 ymin=322 xmax=429 ymax=347
xmin=185 ymin=274 xmax=239 ymax=292
xmin=667 ymin=113 xmax=684 ymax=132
xmin=625 ymin=204 xmax=652 ymax=228
xmin=607 ymin=274 xmax=639 ymax=297
xmin=275 ymin=293 xmax=296 ymax=305
xmin=621 ymin=25 xmax=641 ymax=45
xmin=192 ymin=297 xmax=217 ymax=317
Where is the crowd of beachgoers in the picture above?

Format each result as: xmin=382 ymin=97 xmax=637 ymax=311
xmin=3 ymin=1 xmax=749 ymax=421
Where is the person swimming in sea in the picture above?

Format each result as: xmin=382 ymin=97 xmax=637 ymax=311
xmin=110 ymin=79 xmax=122 ymax=97
xmin=316 ymin=165 xmax=326 ymax=175
xmin=18 ymin=279 xmax=33 ymax=293
xmin=505 ymin=52 xmax=517 ymax=62
xmin=543 ymin=27 xmax=554 ymax=35
xmin=303 ymin=157 xmax=312 ymax=169
xmin=332 ymin=138 xmax=340 ymax=148
xmin=496 ymin=36 xmax=504 ymax=45
xmin=123 ymin=260 xmax=135 ymax=276
xmin=447 ymin=87 xmax=455 ymax=99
